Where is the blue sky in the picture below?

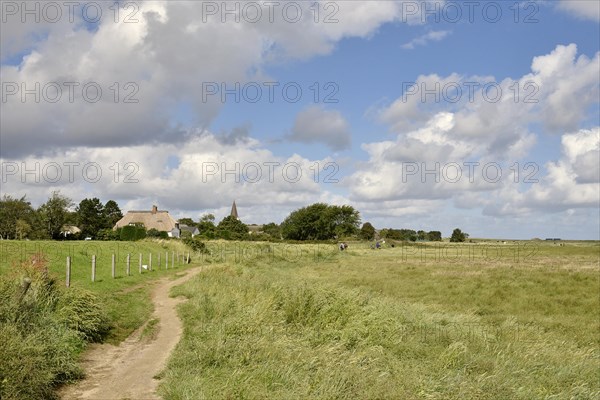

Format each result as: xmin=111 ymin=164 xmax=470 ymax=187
xmin=1 ymin=0 xmax=599 ymax=239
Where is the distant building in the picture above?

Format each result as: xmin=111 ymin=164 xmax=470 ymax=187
xmin=230 ymin=200 xmax=239 ymax=219
xmin=61 ymin=225 xmax=81 ymax=238
xmin=178 ymin=224 xmax=200 ymax=238
xmin=113 ymin=205 xmax=178 ymax=236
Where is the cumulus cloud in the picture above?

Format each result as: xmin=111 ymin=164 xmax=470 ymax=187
xmin=0 ymin=0 xmax=429 ymax=158
xmin=349 ymin=45 xmax=598 ymax=219
xmin=288 ymin=106 xmax=351 ymax=151
xmin=378 ymin=44 xmax=598 ymax=156
xmin=0 ymin=130 xmax=350 ymax=223
xmin=557 ymin=0 xmax=600 ymax=22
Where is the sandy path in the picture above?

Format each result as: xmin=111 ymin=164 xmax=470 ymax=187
xmin=60 ymin=267 xmax=202 ymax=400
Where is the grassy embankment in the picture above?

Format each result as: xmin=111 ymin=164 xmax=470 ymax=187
xmin=157 ymin=240 xmax=600 ymax=399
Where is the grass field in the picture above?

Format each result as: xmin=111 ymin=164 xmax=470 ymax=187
xmin=156 ymin=240 xmax=599 ymax=399
xmin=1 ymin=239 xmax=598 ymax=399
xmin=0 ymin=239 xmax=197 ymax=343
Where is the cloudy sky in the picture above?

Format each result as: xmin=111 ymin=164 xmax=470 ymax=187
xmin=1 ymin=0 xmax=599 ymax=239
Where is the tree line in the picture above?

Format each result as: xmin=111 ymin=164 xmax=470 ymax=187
xmin=0 ymin=194 xmax=468 ymax=242
xmin=0 ymin=192 xmax=122 ymax=240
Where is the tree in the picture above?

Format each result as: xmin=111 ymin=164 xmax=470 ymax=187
xmin=427 ymin=231 xmax=442 ymax=241
xmin=103 ymin=200 xmax=123 ymax=228
xmin=360 ymin=222 xmax=375 ymax=240
xmin=15 ymin=219 xmax=32 ymax=240
xmin=262 ymin=222 xmax=281 ymax=239
xmin=0 ymin=195 xmax=35 ymax=239
xmin=417 ymin=230 xmax=427 ymax=241
xmin=178 ymin=218 xmax=196 ymax=227
xmin=280 ymin=203 xmax=361 ymax=241
xmin=198 ymin=214 xmax=216 ymax=238
xmin=38 ymin=191 xmax=73 ymax=239
xmin=77 ymin=198 xmax=105 ymax=238
xmin=217 ymin=215 xmax=248 ymax=240
xmin=450 ymin=228 xmax=468 ymax=243
xmin=380 ymin=228 xmax=416 ymax=241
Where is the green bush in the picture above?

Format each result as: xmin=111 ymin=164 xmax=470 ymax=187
xmin=120 ymin=225 xmax=146 ymax=241
xmin=182 ymin=236 xmax=209 ymax=254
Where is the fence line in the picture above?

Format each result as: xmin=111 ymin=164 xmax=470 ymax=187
xmin=61 ymin=248 xmax=189 ymax=285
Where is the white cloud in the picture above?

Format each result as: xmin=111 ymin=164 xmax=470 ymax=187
xmin=349 ymin=45 xmax=598 ymax=220
xmin=288 ymin=106 xmax=351 ymax=150
xmin=401 ymin=30 xmax=451 ymax=50
xmin=1 ymin=0 xmax=419 ymax=159
xmin=0 ymin=130 xmax=346 ymax=223
xmin=557 ymin=0 xmax=600 ymax=22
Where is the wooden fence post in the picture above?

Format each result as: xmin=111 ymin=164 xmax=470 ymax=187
xmin=112 ymin=253 xmax=116 ymax=278
xmin=66 ymin=256 xmax=71 ymax=287
xmin=17 ymin=278 xmax=32 ymax=303
xmin=126 ymin=253 xmax=131 ymax=276
xmin=186 ymin=252 xmax=190 ymax=264
xmin=158 ymin=253 xmax=161 ymax=268
xmin=172 ymin=251 xmax=175 ymax=268
xmin=149 ymin=253 xmax=152 ymax=271
xmin=91 ymin=255 xmax=96 ymax=282
xmin=165 ymin=251 xmax=168 ymax=269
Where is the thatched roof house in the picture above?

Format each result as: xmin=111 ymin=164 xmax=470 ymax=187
xmin=113 ymin=205 xmax=178 ymax=233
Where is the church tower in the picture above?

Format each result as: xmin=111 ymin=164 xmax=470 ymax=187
xmin=230 ymin=200 xmax=239 ymax=219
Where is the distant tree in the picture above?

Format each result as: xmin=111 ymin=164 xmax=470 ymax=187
xmin=200 ymin=213 xmax=215 ymax=223
xmin=198 ymin=214 xmax=217 ymax=238
xmin=15 ymin=219 xmax=32 ymax=240
xmin=450 ymin=228 xmax=468 ymax=243
xmin=360 ymin=222 xmax=376 ymax=240
xmin=103 ymin=200 xmax=123 ymax=228
xmin=38 ymin=191 xmax=73 ymax=239
xmin=217 ymin=215 xmax=248 ymax=240
xmin=262 ymin=222 xmax=281 ymax=239
xmin=328 ymin=205 xmax=360 ymax=238
xmin=178 ymin=218 xmax=196 ymax=227
xmin=0 ymin=195 xmax=35 ymax=239
xmin=417 ymin=230 xmax=427 ymax=241
xmin=426 ymin=231 xmax=442 ymax=241
xmin=77 ymin=198 xmax=105 ymax=238
xmin=380 ymin=228 xmax=417 ymax=241
xmin=281 ymin=203 xmax=361 ymax=241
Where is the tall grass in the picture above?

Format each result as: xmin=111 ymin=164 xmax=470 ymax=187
xmin=159 ymin=241 xmax=599 ymax=399
xmin=0 ymin=255 xmax=109 ymax=400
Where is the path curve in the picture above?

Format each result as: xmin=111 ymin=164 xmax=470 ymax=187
xmin=60 ymin=267 xmax=202 ymax=400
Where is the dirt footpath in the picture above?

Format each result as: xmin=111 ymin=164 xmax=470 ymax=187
xmin=60 ymin=267 xmax=202 ymax=400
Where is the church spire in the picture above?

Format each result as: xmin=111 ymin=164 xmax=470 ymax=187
xmin=230 ymin=200 xmax=238 ymax=219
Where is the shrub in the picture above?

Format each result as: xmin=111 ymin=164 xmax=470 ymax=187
xmin=120 ymin=225 xmax=146 ymax=241
xmin=183 ymin=236 xmax=209 ymax=254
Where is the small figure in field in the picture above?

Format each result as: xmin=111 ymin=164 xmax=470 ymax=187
xmin=339 ymin=242 xmax=348 ymax=251
xmin=375 ymin=241 xmax=381 ymax=249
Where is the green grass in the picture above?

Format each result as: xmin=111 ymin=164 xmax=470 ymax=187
xmin=158 ymin=240 xmax=600 ymax=399
xmin=0 ymin=239 xmax=197 ymax=343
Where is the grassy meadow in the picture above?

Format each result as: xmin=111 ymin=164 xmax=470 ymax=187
xmin=157 ymin=240 xmax=599 ymax=399
xmin=0 ymin=239 xmax=598 ymax=399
